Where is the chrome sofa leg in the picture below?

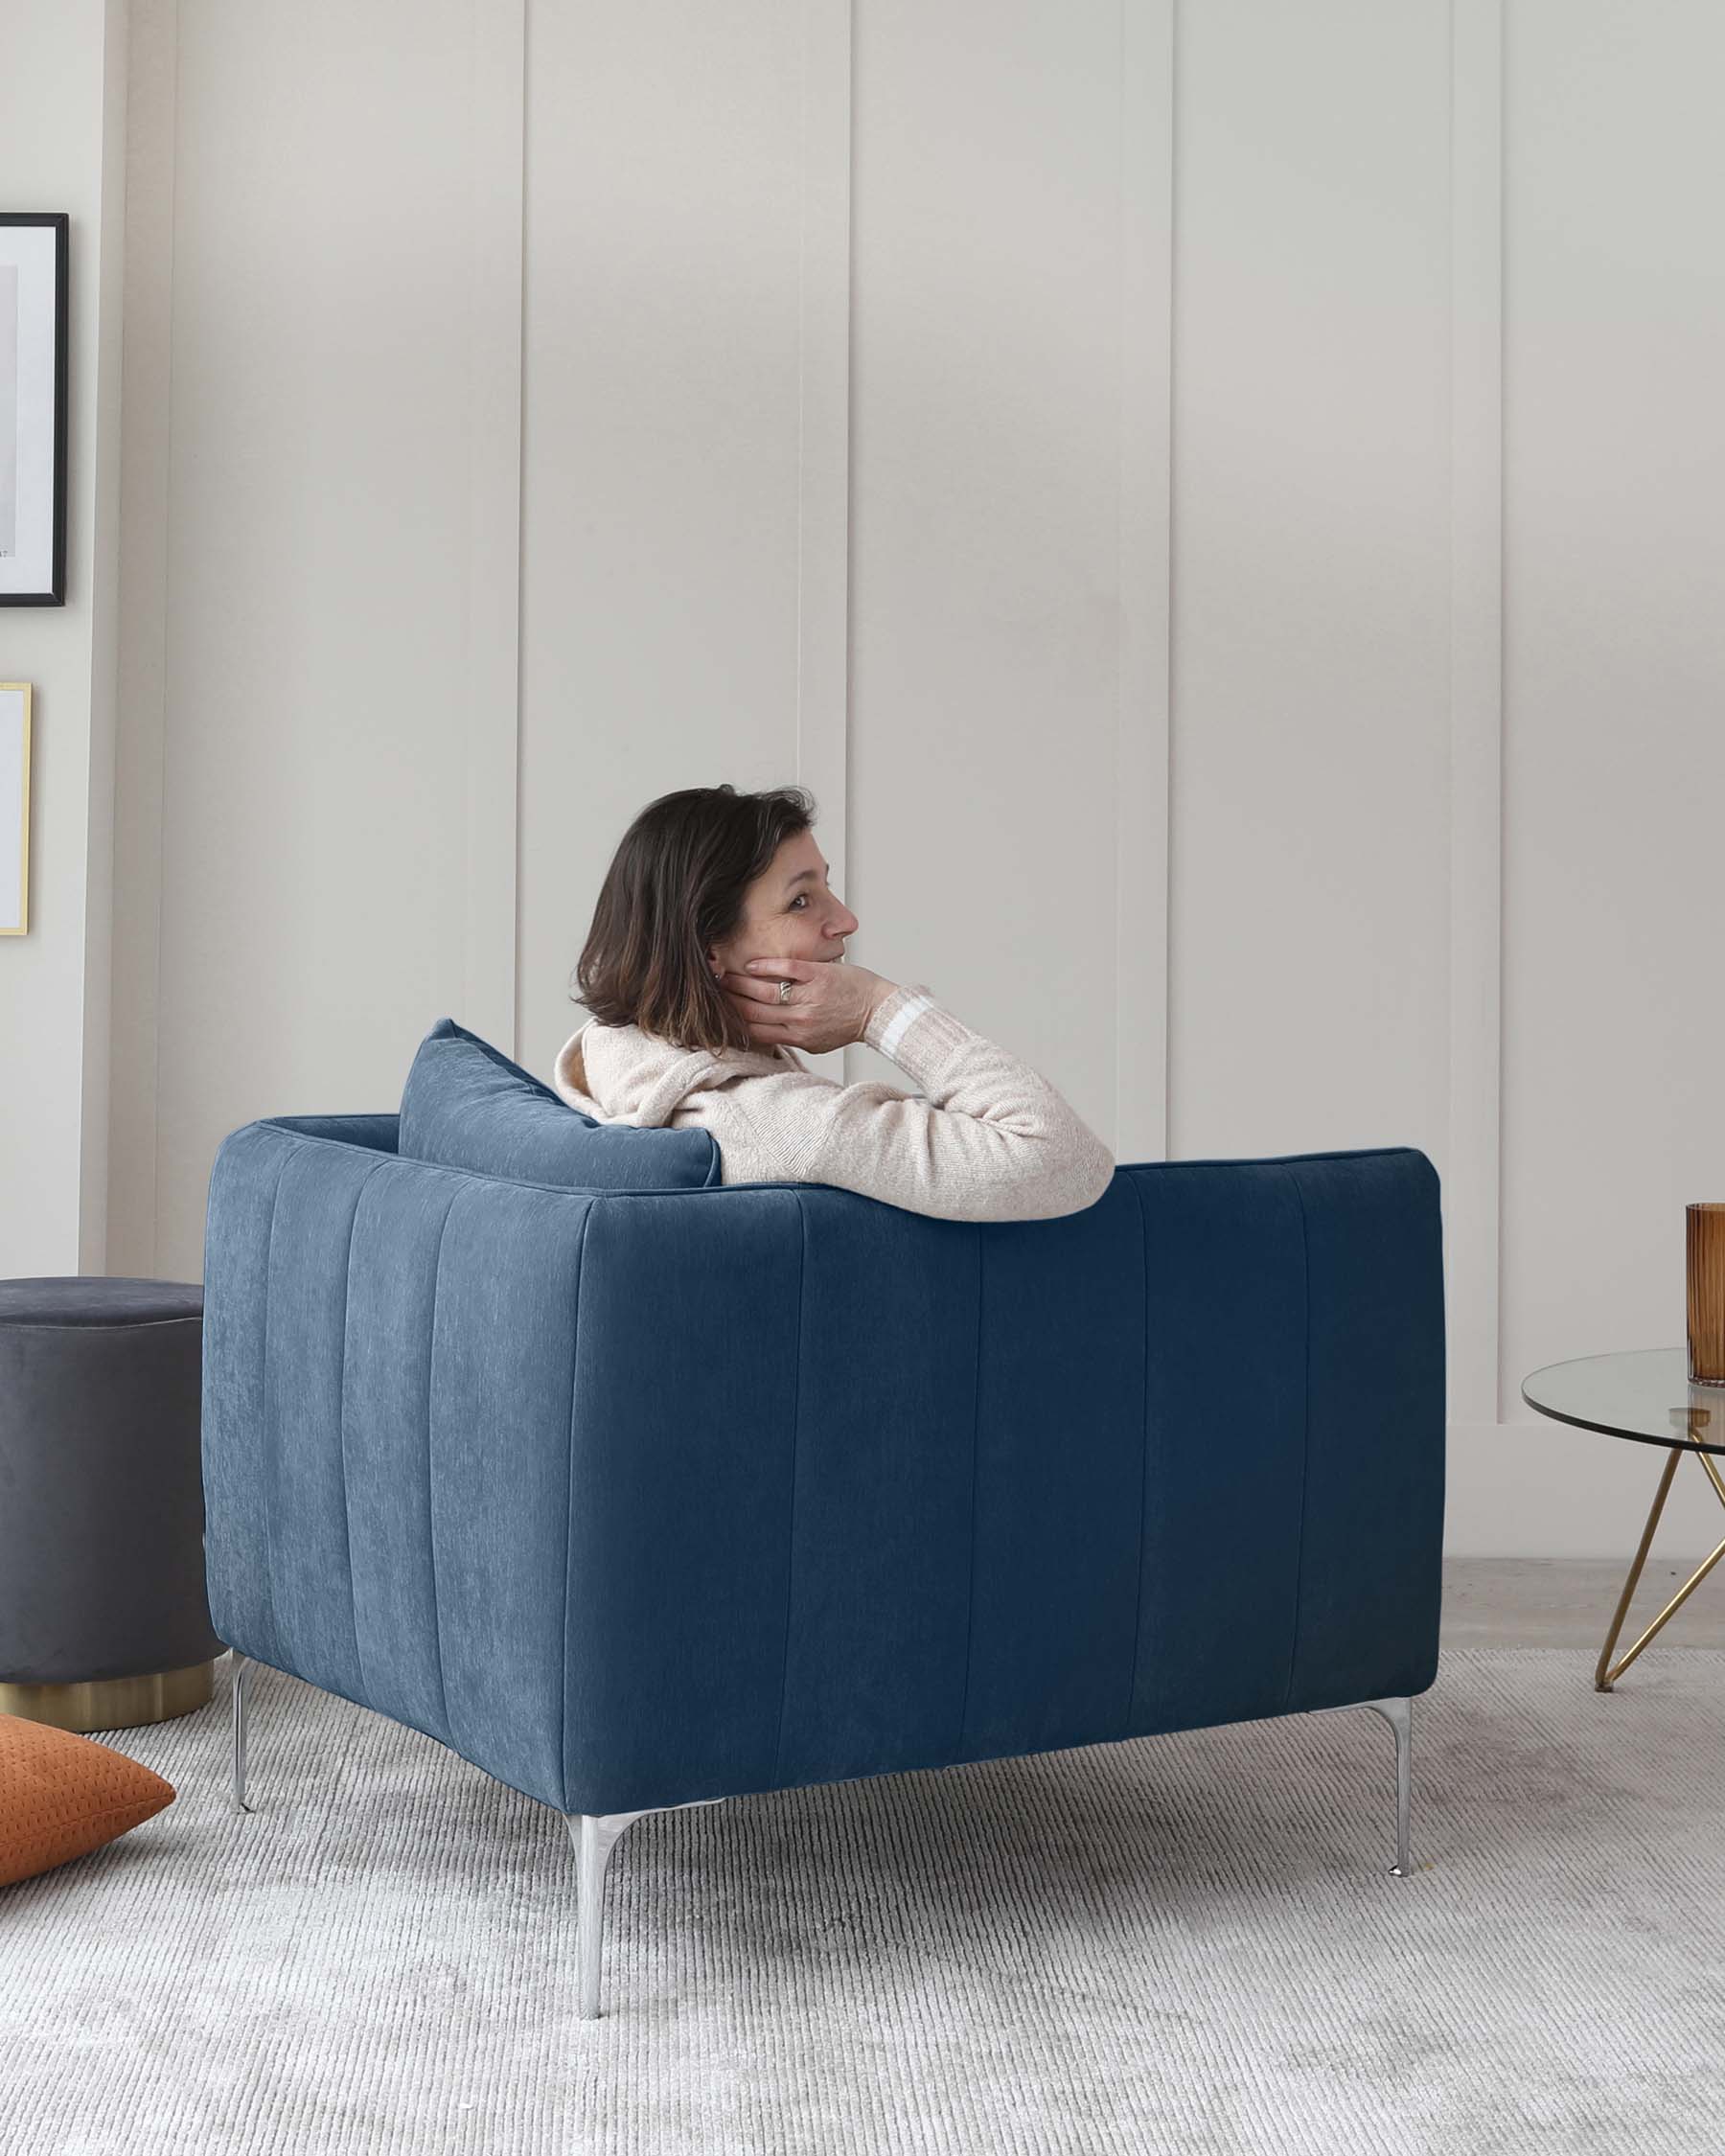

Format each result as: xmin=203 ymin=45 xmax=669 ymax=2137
xmin=231 ymin=1652 xmax=255 ymax=1815
xmin=565 ymin=1796 xmax=724 ymax=2020
xmin=1310 ymin=1693 xmax=1414 ymax=1876
xmin=1360 ymin=1695 xmax=1413 ymax=1876
xmin=567 ymin=1810 xmax=655 ymax=2021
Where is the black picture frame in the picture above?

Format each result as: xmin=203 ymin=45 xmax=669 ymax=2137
xmin=0 ymin=213 xmax=70 ymax=608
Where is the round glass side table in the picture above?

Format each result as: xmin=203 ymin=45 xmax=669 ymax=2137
xmin=1521 ymin=1346 xmax=1725 ymax=1690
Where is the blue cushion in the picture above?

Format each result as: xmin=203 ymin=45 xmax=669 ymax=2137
xmin=396 ymin=1017 xmax=722 ymax=1191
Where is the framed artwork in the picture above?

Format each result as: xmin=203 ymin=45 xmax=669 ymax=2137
xmin=0 ymin=214 xmax=69 ymax=607
xmin=0 ymin=683 xmax=29 ymax=934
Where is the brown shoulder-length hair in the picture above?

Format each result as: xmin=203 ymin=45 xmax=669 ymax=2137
xmin=569 ymin=784 xmax=817 ymax=1053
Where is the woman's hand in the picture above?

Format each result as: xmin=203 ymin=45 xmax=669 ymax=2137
xmin=720 ymin=956 xmax=896 ymax=1056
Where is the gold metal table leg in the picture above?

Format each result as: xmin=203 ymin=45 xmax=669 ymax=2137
xmin=1596 ymin=1442 xmax=1725 ymax=1689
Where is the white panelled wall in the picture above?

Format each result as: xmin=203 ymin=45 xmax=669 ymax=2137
xmin=17 ymin=0 xmax=1712 ymax=1557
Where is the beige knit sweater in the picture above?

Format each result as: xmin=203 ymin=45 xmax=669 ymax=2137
xmin=551 ymin=980 xmax=1116 ymax=1223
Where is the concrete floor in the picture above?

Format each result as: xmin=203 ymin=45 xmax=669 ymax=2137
xmin=1441 ymin=1556 xmax=1725 ymax=1650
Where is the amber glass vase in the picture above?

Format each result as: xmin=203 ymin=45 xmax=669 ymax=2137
xmin=1687 ymin=1204 xmax=1725 ymax=1384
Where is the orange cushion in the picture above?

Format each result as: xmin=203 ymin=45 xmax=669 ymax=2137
xmin=0 ymin=1713 xmax=175 ymax=1889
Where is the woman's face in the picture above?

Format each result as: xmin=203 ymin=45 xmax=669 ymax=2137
xmin=707 ymin=829 xmax=859 ymax=981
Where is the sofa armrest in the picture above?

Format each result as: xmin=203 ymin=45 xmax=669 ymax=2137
xmin=257 ymin=1112 xmax=401 ymax=1154
xmin=203 ymin=1118 xmax=600 ymax=1812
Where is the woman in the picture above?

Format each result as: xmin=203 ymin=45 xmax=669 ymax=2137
xmin=554 ymin=784 xmax=1115 ymax=1223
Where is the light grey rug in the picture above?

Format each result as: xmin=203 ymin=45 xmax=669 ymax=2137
xmin=2 ymin=1647 xmax=1721 ymax=2155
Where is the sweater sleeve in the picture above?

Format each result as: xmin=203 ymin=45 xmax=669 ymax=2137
xmin=726 ymin=982 xmax=1116 ymax=1223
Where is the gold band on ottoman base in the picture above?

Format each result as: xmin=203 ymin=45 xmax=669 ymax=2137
xmin=0 ymin=1659 xmax=216 ymax=1733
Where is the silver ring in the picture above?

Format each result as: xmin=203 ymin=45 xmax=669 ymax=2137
xmin=777 ymin=977 xmax=792 ymax=1005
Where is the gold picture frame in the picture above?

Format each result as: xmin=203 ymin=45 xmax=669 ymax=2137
xmin=1 ymin=682 xmax=31 ymax=934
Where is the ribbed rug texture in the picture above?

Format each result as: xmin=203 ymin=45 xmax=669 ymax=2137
xmin=1 ymin=1647 xmax=1719 ymax=2155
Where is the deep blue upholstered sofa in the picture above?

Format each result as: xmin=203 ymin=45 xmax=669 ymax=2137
xmin=201 ymin=1100 xmax=1445 ymax=2020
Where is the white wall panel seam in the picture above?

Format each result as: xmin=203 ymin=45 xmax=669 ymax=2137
xmin=469 ymin=0 xmax=526 ymax=1055
xmin=116 ymin=0 xmax=180 ymax=1274
xmin=1447 ymin=0 xmax=1506 ymax=1430
xmin=1116 ymin=0 xmax=1174 ymax=1165
xmin=796 ymin=0 xmax=853 ymax=1087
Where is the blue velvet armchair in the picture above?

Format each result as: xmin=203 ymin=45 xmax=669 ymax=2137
xmin=201 ymin=1109 xmax=1445 ymax=2018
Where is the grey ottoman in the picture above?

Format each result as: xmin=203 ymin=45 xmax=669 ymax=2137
xmin=0 ymin=1276 xmax=223 ymax=1732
